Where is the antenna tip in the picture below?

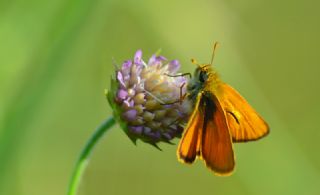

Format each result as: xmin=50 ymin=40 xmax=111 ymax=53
xmin=213 ymin=42 xmax=220 ymax=50
xmin=191 ymin=58 xmax=198 ymax=65
xmin=210 ymin=41 xmax=220 ymax=66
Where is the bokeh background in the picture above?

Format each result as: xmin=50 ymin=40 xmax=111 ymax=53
xmin=1 ymin=0 xmax=320 ymax=194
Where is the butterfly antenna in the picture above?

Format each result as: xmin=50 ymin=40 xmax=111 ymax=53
xmin=191 ymin=58 xmax=198 ymax=65
xmin=210 ymin=42 xmax=219 ymax=66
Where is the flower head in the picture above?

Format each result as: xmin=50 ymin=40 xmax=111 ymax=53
xmin=107 ymin=50 xmax=191 ymax=147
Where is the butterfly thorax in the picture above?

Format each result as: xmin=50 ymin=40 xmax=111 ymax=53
xmin=187 ymin=64 xmax=222 ymax=102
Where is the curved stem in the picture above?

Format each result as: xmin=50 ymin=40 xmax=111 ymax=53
xmin=67 ymin=117 xmax=116 ymax=195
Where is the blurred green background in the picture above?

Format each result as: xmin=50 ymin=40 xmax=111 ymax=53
xmin=1 ymin=0 xmax=319 ymax=194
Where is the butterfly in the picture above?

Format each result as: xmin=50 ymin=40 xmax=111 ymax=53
xmin=177 ymin=43 xmax=269 ymax=175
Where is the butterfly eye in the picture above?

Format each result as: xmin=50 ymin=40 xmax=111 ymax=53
xmin=199 ymin=71 xmax=207 ymax=83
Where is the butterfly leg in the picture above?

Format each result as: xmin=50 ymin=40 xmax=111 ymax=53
xmin=162 ymin=72 xmax=191 ymax=104
xmin=164 ymin=72 xmax=192 ymax=78
xmin=160 ymin=82 xmax=188 ymax=105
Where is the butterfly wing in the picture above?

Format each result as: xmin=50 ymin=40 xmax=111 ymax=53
xmin=177 ymin=92 xmax=204 ymax=164
xmin=200 ymin=92 xmax=235 ymax=175
xmin=220 ymin=83 xmax=269 ymax=142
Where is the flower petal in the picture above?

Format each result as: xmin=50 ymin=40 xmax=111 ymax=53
xmin=122 ymin=60 xmax=132 ymax=70
xmin=145 ymin=131 xmax=161 ymax=141
xmin=148 ymin=55 xmax=167 ymax=66
xmin=123 ymin=99 xmax=134 ymax=108
xmin=117 ymin=71 xmax=126 ymax=88
xmin=162 ymin=133 xmax=172 ymax=140
xmin=144 ymin=127 xmax=151 ymax=134
xmin=168 ymin=60 xmax=180 ymax=73
xmin=134 ymin=50 xmax=143 ymax=65
xmin=117 ymin=89 xmax=128 ymax=100
xmin=121 ymin=60 xmax=132 ymax=76
xmin=129 ymin=126 xmax=143 ymax=134
xmin=147 ymin=54 xmax=156 ymax=65
xmin=133 ymin=93 xmax=145 ymax=104
xmin=156 ymin=56 xmax=167 ymax=62
xmin=143 ymin=111 xmax=155 ymax=122
xmin=123 ymin=109 xmax=137 ymax=121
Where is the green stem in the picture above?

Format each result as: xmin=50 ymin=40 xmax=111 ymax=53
xmin=67 ymin=117 xmax=116 ymax=195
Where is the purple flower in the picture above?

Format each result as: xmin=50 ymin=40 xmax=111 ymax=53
xmin=107 ymin=50 xmax=192 ymax=147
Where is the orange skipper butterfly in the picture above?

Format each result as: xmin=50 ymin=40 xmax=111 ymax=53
xmin=177 ymin=43 xmax=269 ymax=175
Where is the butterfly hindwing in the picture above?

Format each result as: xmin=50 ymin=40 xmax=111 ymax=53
xmin=200 ymin=92 xmax=235 ymax=175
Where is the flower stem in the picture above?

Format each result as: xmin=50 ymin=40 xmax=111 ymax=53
xmin=67 ymin=117 xmax=116 ymax=195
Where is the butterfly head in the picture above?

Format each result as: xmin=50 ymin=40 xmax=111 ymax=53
xmin=191 ymin=59 xmax=215 ymax=83
xmin=187 ymin=42 xmax=221 ymax=99
xmin=187 ymin=60 xmax=213 ymax=100
xmin=190 ymin=42 xmax=219 ymax=83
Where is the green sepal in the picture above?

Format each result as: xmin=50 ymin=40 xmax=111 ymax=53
xmin=148 ymin=142 xmax=162 ymax=151
xmin=154 ymin=48 xmax=162 ymax=56
xmin=163 ymin=140 xmax=175 ymax=145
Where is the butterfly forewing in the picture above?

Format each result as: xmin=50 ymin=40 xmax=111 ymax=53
xmin=200 ymin=93 xmax=235 ymax=175
xmin=220 ymin=84 xmax=269 ymax=142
